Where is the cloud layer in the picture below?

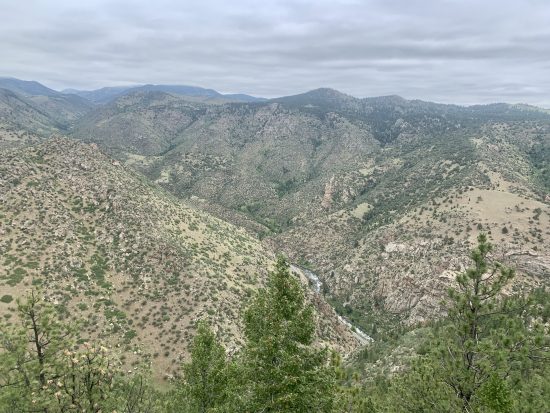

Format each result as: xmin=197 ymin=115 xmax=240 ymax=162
xmin=1 ymin=0 xmax=549 ymax=105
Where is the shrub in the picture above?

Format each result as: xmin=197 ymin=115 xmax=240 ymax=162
xmin=0 ymin=295 xmax=13 ymax=304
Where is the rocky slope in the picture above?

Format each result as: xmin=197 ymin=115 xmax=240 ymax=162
xmin=68 ymin=89 xmax=550 ymax=333
xmin=73 ymin=90 xmax=382 ymax=227
xmin=0 ymin=85 xmax=92 ymax=149
xmin=0 ymin=78 xmax=93 ymax=129
xmin=270 ymin=119 xmax=550 ymax=328
xmin=0 ymin=88 xmax=60 ymax=146
xmin=0 ymin=138 xmax=359 ymax=380
xmin=71 ymin=91 xmax=207 ymax=155
xmin=2 ymin=79 xmax=549 ymax=340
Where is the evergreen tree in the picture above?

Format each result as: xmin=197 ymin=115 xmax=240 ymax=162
xmin=383 ymin=234 xmax=550 ymax=413
xmin=180 ymin=320 xmax=228 ymax=413
xmin=238 ymin=256 xmax=336 ymax=412
xmin=116 ymin=372 xmax=163 ymax=413
xmin=0 ymin=290 xmax=75 ymax=411
xmin=440 ymin=233 xmax=515 ymax=411
xmin=334 ymin=351 xmax=377 ymax=413
xmin=55 ymin=342 xmax=120 ymax=412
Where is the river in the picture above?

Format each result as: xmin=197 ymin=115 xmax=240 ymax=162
xmin=290 ymin=264 xmax=372 ymax=345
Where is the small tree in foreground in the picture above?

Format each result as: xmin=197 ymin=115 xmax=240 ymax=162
xmin=181 ymin=321 xmax=228 ymax=413
xmin=238 ymin=256 xmax=336 ymax=412
xmin=386 ymin=234 xmax=550 ymax=413
xmin=0 ymin=290 xmax=160 ymax=412
xmin=0 ymin=290 xmax=75 ymax=411
xmin=441 ymin=233 xmax=516 ymax=411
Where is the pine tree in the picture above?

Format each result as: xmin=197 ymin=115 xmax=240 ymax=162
xmin=440 ymin=233 xmax=516 ymax=412
xmin=238 ymin=256 xmax=336 ymax=412
xmin=54 ymin=342 xmax=117 ymax=412
xmin=385 ymin=234 xmax=550 ymax=413
xmin=0 ymin=290 xmax=75 ymax=412
xmin=181 ymin=320 xmax=228 ymax=413
xmin=334 ymin=351 xmax=377 ymax=413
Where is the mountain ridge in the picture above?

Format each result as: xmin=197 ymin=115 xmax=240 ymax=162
xmin=4 ymin=75 xmax=550 ymax=110
xmin=0 ymin=77 xmax=61 ymax=97
xmin=2 ymin=76 xmax=549 ymax=341
xmin=63 ymin=87 xmax=550 ymax=333
xmin=63 ymin=83 xmax=266 ymax=104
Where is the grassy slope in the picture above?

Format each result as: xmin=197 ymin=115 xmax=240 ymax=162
xmin=0 ymin=138 xmax=358 ymax=381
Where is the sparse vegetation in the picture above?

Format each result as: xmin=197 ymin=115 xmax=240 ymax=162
xmin=1 ymin=80 xmax=549 ymax=411
xmin=0 ymin=295 xmax=13 ymax=304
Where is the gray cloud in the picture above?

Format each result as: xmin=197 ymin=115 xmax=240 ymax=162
xmin=1 ymin=0 xmax=549 ymax=106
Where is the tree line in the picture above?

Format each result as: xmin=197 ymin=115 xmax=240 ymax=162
xmin=1 ymin=235 xmax=549 ymax=412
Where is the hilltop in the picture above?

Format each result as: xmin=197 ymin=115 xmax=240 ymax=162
xmin=63 ymin=83 xmax=265 ymax=104
xmin=0 ymin=81 xmax=93 ymax=149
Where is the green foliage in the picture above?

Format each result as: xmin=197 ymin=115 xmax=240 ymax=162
xmin=0 ymin=290 xmax=162 ymax=412
xmin=274 ymin=178 xmax=299 ymax=197
xmin=529 ymin=135 xmax=550 ymax=191
xmin=478 ymin=374 xmax=512 ymax=413
xmin=381 ymin=359 xmax=461 ymax=412
xmin=181 ymin=320 xmax=228 ymax=413
xmin=0 ymin=295 xmax=13 ymax=304
xmin=115 ymin=373 xmax=165 ymax=413
xmin=1 ymin=244 xmax=547 ymax=412
xmin=366 ymin=235 xmax=550 ymax=413
xmin=7 ymin=267 xmax=26 ymax=286
xmin=53 ymin=343 xmax=117 ymax=412
xmin=435 ymin=233 xmax=532 ymax=411
xmin=333 ymin=353 xmax=377 ymax=413
xmin=327 ymin=294 xmax=405 ymax=342
xmin=0 ymin=290 xmax=76 ymax=411
xmin=236 ymin=256 xmax=337 ymax=412
xmin=168 ymin=257 xmax=343 ymax=412
xmin=124 ymin=329 xmax=138 ymax=342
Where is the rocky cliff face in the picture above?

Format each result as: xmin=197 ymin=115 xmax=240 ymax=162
xmin=271 ymin=169 xmax=550 ymax=328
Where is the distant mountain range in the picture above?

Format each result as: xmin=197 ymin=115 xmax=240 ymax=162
xmin=0 ymin=76 xmax=266 ymax=104
xmin=0 ymin=76 xmax=61 ymax=97
xmin=62 ymin=84 xmax=267 ymax=104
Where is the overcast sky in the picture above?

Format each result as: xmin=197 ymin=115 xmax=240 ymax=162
xmin=1 ymin=0 xmax=550 ymax=106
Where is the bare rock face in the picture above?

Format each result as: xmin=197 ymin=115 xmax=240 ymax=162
xmin=271 ymin=162 xmax=550 ymax=326
xmin=507 ymin=252 xmax=550 ymax=280
xmin=321 ymin=176 xmax=337 ymax=209
xmin=384 ymin=242 xmax=408 ymax=254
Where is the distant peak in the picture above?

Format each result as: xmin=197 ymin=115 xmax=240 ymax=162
xmin=113 ymin=89 xmax=175 ymax=104
xmin=272 ymin=88 xmax=358 ymax=108
xmin=0 ymin=77 xmax=60 ymax=97
xmin=364 ymin=95 xmax=407 ymax=104
xmin=302 ymin=88 xmax=353 ymax=98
